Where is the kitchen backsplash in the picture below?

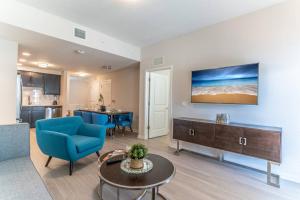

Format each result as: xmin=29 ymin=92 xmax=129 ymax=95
xmin=22 ymin=87 xmax=60 ymax=106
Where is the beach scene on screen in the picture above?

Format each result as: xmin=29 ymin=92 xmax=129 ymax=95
xmin=192 ymin=64 xmax=258 ymax=104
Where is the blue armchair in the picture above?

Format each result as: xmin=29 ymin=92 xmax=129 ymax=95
xmin=36 ymin=116 xmax=106 ymax=175
xmin=115 ymin=112 xmax=133 ymax=135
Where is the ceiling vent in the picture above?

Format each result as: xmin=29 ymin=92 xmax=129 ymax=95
xmin=74 ymin=28 xmax=86 ymax=39
xmin=102 ymin=65 xmax=112 ymax=70
xmin=153 ymin=57 xmax=164 ymax=66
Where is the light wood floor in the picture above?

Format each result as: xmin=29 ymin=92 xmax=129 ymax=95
xmin=30 ymin=129 xmax=300 ymax=200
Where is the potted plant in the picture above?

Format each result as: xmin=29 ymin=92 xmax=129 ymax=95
xmin=98 ymin=93 xmax=106 ymax=111
xmin=128 ymin=144 xmax=148 ymax=169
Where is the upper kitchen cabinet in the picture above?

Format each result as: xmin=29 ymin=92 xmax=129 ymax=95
xmin=44 ymin=74 xmax=61 ymax=95
xmin=20 ymin=71 xmax=44 ymax=88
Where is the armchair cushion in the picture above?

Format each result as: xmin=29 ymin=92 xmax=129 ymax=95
xmin=36 ymin=130 xmax=77 ymax=161
xmin=72 ymin=135 xmax=101 ymax=153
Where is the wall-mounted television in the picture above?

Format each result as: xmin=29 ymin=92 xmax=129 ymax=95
xmin=191 ymin=63 xmax=259 ymax=105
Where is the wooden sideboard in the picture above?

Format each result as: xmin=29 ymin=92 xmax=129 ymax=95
xmin=173 ymin=117 xmax=282 ymax=187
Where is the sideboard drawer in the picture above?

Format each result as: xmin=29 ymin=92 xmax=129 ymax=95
xmin=173 ymin=119 xmax=195 ymax=143
xmin=242 ymin=128 xmax=281 ymax=163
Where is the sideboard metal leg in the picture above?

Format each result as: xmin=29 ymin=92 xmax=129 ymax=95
xmin=267 ymin=161 xmax=280 ymax=188
xmin=218 ymin=151 xmax=224 ymax=162
xmin=175 ymin=140 xmax=180 ymax=155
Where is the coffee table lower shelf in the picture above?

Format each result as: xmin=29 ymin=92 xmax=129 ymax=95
xmin=97 ymin=180 xmax=167 ymax=200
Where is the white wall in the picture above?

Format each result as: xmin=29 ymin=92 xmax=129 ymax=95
xmin=0 ymin=38 xmax=17 ymax=124
xmin=100 ymin=63 xmax=140 ymax=129
xmin=139 ymin=0 xmax=300 ymax=183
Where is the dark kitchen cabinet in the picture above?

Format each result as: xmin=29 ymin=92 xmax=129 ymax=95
xmin=20 ymin=71 xmax=44 ymax=88
xmin=20 ymin=107 xmax=31 ymax=125
xmin=21 ymin=106 xmax=45 ymax=128
xmin=44 ymin=74 xmax=61 ymax=95
xmin=31 ymin=107 xmax=46 ymax=128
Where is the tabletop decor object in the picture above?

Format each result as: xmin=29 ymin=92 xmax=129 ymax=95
xmin=98 ymin=93 xmax=106 ymax=112
xmin=128 ymin=144 xmax=148 ymax=169
xmin=120 ymin=158 xmax=153 ymax=174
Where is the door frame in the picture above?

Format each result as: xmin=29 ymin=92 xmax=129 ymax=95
xmin=144 ymin=66 xmax=173 ymax=139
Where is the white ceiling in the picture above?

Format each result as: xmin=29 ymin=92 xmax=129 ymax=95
xmin=17 ymin=0 xmax=285 ymax=47
xmin=0 ymin=22 xmax=138 ymax=74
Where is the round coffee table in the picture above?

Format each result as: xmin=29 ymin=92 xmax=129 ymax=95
xmin=98 ymin=152 xmax=175 ymax=200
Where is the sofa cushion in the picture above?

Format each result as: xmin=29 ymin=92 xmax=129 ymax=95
xmin=0 ymin=157 xmax=52 ymax=200
xmin=72 ymin=135 xmax=100 ymax=153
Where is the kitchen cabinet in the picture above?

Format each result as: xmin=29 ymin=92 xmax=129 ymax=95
xmin=20 ymin=107 xmax=31 ymax=125
xmin=21 ymin=106 xmax=45 ymax=128
xmin=44 ymin=74 xmax=61 ymax=95
xmin=31 ymin=107 xmax=46 ymax=128
xmin=20 ymin=71 xmax=44 ymax=88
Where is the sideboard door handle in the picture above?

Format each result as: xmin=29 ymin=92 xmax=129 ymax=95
xmin=243 ymin=138 xmax=247 ymax=146
xmin=188 ymin=129 xmax=195 ymax=136
xmin=239 ymin=137 xmax=243 ymax=145
xmin=191 ymin=129 xmax=195 ymax=136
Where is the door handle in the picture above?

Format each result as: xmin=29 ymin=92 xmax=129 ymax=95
xmin=239 ymin=137 xmax=243 ymax=145
xmin=243 ymin=138 xmax=247 ymax=146
xmin=188 ymin=129 xmax=195 ymax=136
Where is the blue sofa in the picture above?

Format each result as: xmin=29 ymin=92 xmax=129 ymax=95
xmin=0 ymin=123 xmax=52 ymax=200
xmin=36 ymin=116 xmax=106 ymax=175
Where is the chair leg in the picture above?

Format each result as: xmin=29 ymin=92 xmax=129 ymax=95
xmin=69 ymin=161 xmax=74 ymax=176
xmin=122 ymin=127 xmax=125 ymax=136
xmin=96 ymin=151 xmax=100 ymax=157
xmin=45 ymin=156 xmax=52 ymax=167
xmin=130 ymin=126 xmax=133 ymax=132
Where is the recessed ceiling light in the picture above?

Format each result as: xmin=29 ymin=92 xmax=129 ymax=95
xmin=38 ymin=63 xmax=49 ymax=68
xmin=77 ymin=72 xmax=89 ymax=77
xmin=17 ymin=63 xmax=22 ymax=66
xmin=22 ymin=52 xmax=31 ymax=57
xmin=75 ymin=49 xmax=85 ymax=54
xmin=19 ymin=58 xmax=27 ymax=62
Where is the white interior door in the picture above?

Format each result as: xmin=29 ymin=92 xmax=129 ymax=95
xmin=149 ymin=71 xmax=170 ymax=138
xmin=100 ymin=80 xmax=112 ymax=106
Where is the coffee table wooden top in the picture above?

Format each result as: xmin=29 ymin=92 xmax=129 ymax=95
xmin=98 ymin=153 xmax=175 ymax=190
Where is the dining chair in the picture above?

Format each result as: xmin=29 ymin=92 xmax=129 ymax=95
xmin=115 ymin=112 xmax=133 ymax=135
xmin=81 ymin=111 xmax=92 ymax=124
xmin=73 ymin=110 xmax=82 ymax=117
xmin=92 ymin=113 xmax=116 ymax=136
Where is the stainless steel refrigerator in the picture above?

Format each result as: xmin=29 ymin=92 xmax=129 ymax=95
xmin=16 ymin=74 xmax=22 ymax=122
